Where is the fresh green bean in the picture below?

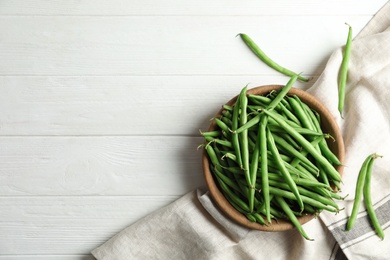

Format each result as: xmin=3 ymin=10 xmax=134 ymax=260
xmin=338 ymin=23 xmax=352 ymax=118
xmin=249 ymin=125 xmax=260 ymax=212
xmin=304 ymin=105 xmax=341 ymax=166
xmin=268 ymin=180 xmax=339 ymax=210
xmin=247 ymin=94 xmax=272 ymax=105
xmin=266 ymin=128 xmax=304 ymax=211
xmin=288 ymin=96 xmax=314 ymax=131
xmin=231 ymin=95 xmax=243 ymax=169
xmin=204 ymin=136 xmax=233 ymax=149
xmin=245 ymin=213 xmax=257 ymax=222
xmin=200 ymin=130 xmax=221 ymax=137
xmin=269 ymin=186 xmax=338 ymax=213
xmin=217 ymin=177 xmax=251 ymax=213
xmin=238 ymin=33 xmax=309 ymax=82
xmin=363 ymin=153 xmax=384 ymax=240
xmin=235 ymin=113 xmax=262 ymax=134
xmin=272 ymin=133 xmax=318 ymax=172
xmin=290 ymin=136 xmax=323 ymax=168
xmin=250 ymin=212 xmax=266 ymax=225
xmin=268 ymin=75 xmax=298 ymax=110
xmin=237 ymin=86 xmax=253 ymax=210
xmin=274 ymin=196 xmax=313 ymax=240
xmin=262 ymin=109 xmax=342 ymax=183
xmin=346 ymin=154 xmax=372 ymax=231
xmin=214 ymin=118 xmax=230 ymax=133
xmin=223 ymin=104 xmax=234 ymax=111
xmin=259 ymin=114 xmax=271 ymax=223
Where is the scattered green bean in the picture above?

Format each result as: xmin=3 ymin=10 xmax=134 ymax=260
xmin=338 ymin=23 xmax=352 ymax=118
xmin=238 ymin=33 xmax=309 ymax=82
xmin=363 ymin=154 xmax=384 ymax=239
xmin=346 ymin=154 xmax=372 ymax=231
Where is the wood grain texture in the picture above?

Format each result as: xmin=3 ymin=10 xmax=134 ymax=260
xmin=0 ymin=136 xmax=204 ymax=195
xmin=0 ymin=196 xmax=179 ymax=254
xmin=0 ymin=0 xmax=386 ymax=15
xmin=0 ymin=75 xmax=312 ymax=136
xmin=0 ymin=16 xmax=371 ymax=76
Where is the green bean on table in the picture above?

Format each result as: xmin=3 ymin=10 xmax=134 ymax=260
xmin=238 ymin=33 xmax=309 ymax=82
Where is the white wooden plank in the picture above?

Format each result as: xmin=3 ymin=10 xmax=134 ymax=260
xmin=0 ymin=136 xmax=205 ymax=196
xmin=0 ymin=195 xmax=179 ymax=254
xmin=0 ymin=0 xmax=386 ymax=16
xmin=0 ymin=16 xmax=371 ymax=76
xmin=0 ymin=75 xmax=315 ymax=136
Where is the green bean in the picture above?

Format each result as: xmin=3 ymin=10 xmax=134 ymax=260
xmin=338 ymin=23 xmax=352 ymax=118
xmin=259 ymin=114 xmax=271 ymax=223
xmin=221 ymin=152 xmax=237 ymax=163
xmin=246 ymin=213 xmax=257 ymax=222
xmin=304 ymin=105 xmax=341 ymax=166
xmin=268 ymin=180 xmax=339 ymax=210
xmin=222 ymin=109 xmax=232 ymax=119
xmin=267 ymin=172 xmax=329 ymax=190
xmin=266 ymin=127 xmax=304 ymax=211
xmin=237 ymin=86 xmax=253 ymax=210
xmin=217 ymin=176 xmax=251 ymax=213
xmin=238 ymin=33 xmax=309 ymax=82
xmin=272 ymin=133 xmax=318 ymax=172
xmin=250 ymin=212 xmax=266 ymax=225
xmin=221 ymin=116 xmax=232 ymax=128
xmin=214 ymin=118 xmax=230 ymax=133
xmin=288 ymin=96 xmax=314 ymax=131
xmin=235 ymin=113 xmax=262 ymax=134
xmin=222 ymin=104 xmax=234 ymax=111
xmin=363 ymin=153 xmax=384 ymax=239
xmin=278 ymin=132 xmax=301 ymax=151
xmin=269 ymin=187 xmax=338 ymax=213
xmin=295 ymin=96 xmax=317 ymax=131
xmin=231 ymin=95 xmax=243 ymax=169
xmin=205 ymin=143 xmax=222 ymax=171
xmin=278 ymin=102 xmax=301 ymax=126
xmin=200 ymin=130 xmax=221 ymax=137
xmin=268 ymin=75 xmax=298 ymax=110
xmin=318 ymin=164 xmax=330 ymax=187
xmin=213 ymin=166 xmax=242 ymax=193
xmin=268 ymin=124 xmax=324 ymax=137
xmin=262 ymin=109 xmax=342 ymax=183
xmin=204 ymin=136 xmax=233 ymax=149
xmin=346 ymin=154 xmax=372 ymax=231
xmin=249 ymin=124 xmax=260 ymax=212
xmin=269 ymin=91 xmax=292 ymax=111
xmin=274 ymin=196 xmax=313 ymax=240
xmin=290 ymin=136 xmax=323 ymax=168
xmin=247 ymin=94 xmax=272 ymax=105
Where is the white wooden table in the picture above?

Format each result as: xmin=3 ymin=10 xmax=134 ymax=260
xmin=0 ymin=1 xmax=387 ymax=259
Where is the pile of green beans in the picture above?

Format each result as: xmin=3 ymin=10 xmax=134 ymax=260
xmin=346 ymin=153 xmax=384 ymax=240
xmin=201 ymin=78 xmax=344 ymax=240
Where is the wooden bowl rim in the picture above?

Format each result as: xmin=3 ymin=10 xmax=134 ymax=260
xmin=202 ymin=84 xmax=345 ymax=231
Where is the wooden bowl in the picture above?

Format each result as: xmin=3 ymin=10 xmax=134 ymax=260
xmin=202 ymin=85 xmax=345 ymax=231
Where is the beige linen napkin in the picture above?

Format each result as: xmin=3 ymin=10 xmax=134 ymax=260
xmin=92 ymin=2 xmax=390 ymax=259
